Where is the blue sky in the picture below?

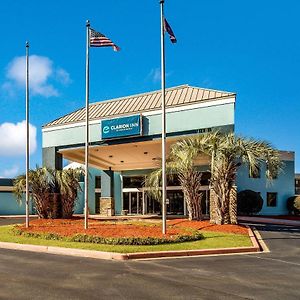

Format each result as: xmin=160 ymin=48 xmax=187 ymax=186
xmin=0 ymin=0 xmax=299 ymax=177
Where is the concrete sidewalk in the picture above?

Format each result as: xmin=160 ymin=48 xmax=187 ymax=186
xmin=239 ymin=216 xmax=300 ymax=226
xmin=0 ymin=215 xmax=37 ymax=218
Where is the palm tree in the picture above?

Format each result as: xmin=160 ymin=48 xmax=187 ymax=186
xmin=145 ymin=139 xmax=205 ymax=221
xmin=145 ymin=132 xmax=282 ymax=224
xmin=55 ymin=168 xmax=83 ymax=218
xmin=14 ymin=166 xmax=83 ymax=219
xmin=189 ymin=132 xmax=282 ymax=224
xmin=14 ymin=167 xmax=56 ymax=218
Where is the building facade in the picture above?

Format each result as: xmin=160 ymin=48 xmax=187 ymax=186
xmin=0 ymin=85 xmax=295 ymax=216
xmin=41 ymin=84 xmax=295 ymax=216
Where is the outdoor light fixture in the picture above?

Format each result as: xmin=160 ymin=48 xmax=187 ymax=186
xmin=144 ymin=151 xmax=148 ymax=155
xmin=109 ymin=155 xmax=113 ymax=158
xmin=120 ymin=160 xmax=124 ymax=163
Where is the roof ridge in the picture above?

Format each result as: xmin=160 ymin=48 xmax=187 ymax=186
xmin=188 ymin=85 xmax=236 ymax=95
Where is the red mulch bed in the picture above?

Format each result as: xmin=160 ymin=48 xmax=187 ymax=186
xmin=19 ymin=219 xmax=184 ymax=239
xmin=168 ymin=219 xmax=248 ymax=235
xmin=17 ymin=218 xmax=248 ymax=238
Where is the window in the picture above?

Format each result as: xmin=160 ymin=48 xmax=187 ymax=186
xmin=95 ymin=176 xmax=101 ymax=188
xmin=267 ymin=192 xmax=277 ymax=207
xmin=249 ymin=166 xmax=261 ymax=179
xmin=123 ymin=176 xmax=145 ymax=188
xmin=95 ymin=192 xmax=101 ymax=213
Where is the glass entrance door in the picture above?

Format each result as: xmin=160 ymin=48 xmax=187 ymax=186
xmin=167 ymin=190 xmax=184 ymax=215
xmin=123 ymin=191 xmax=143 ymax=214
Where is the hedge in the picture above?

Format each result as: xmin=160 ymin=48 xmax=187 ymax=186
xmin=12 ymin=227 xmax=203 ymax=245
xmin=237 ymin=190 xmax=263 ymax=215
xmin=287 ymin=196 xmax=300 ymax=215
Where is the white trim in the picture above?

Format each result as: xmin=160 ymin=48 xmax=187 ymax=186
xmin=123 ymin=188 xmax=140 ymax=193
xmin=0 ymin=186 xmax=14 ymax=192
xmin=42 ymin=97 xmax=236 ymax=133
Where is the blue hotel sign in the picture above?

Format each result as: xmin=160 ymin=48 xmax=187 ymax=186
xmin=101 ymin=115 xmax=142 ymax=139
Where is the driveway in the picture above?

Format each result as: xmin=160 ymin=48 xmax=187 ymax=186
xmin=0 ymin=219 xmax=299 ymax=299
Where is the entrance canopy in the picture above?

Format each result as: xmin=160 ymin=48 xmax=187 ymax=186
xmin=59 ymin=138 xmax=210 ymax=171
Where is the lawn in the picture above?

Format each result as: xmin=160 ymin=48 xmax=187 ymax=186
xmin=0 ymin=222 xmax=252 ymax=253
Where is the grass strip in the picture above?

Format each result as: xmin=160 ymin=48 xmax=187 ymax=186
xmin=0 ymin=225 xmax=252 ymax=253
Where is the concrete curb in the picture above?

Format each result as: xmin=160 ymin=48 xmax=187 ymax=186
xmin=247 ymin=226 xmax=261 ymax=251
xmin=251 ymin=227 xmax=270 ymax=253
xmin=0 ymin=242 xmax=127 ymax=260
xmin=0 ymin=227 xmax=261 ymax=261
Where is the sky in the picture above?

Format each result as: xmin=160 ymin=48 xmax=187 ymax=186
xmin=0 ymin=0 xmax=299 ymax=178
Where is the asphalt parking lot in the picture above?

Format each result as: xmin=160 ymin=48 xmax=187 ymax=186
xmin=0 ymin=218 xmax=299 ymax=300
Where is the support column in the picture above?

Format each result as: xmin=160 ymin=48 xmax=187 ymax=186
xmin=42 ymin=147 xmax=63 ymax=170
xmin=100 ymin=169 xmax=115 ymax=216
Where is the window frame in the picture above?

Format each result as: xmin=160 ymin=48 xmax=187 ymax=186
xmin=266 ymin=192 xmax=277 ymax=207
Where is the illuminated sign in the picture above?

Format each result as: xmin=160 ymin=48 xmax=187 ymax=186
xmin=101 ymin=115 xmax=141 ymax=139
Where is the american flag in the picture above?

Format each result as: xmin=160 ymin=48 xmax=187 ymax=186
xmin=89 ymin=28 xmax=120 ymax=51
xmin=164 ymin=18 xmax=177 ymax=44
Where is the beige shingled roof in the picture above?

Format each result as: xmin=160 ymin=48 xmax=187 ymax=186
xmin=44 ymin=84 xmax=235 ymax=128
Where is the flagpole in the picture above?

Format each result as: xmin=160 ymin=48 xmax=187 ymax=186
xmin=25 ymin=41 xmax=30 ymax=228
xmin=84 ymin=20 xmax=90 ymax=230
xmin=160 ymin=0 xmax=167 ymax=234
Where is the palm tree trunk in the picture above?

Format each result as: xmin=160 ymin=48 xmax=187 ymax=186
xmin=229 ymin=185 xmax=237 ymax=224
xmin=209 ymin=189 xmax=217 ymax=224
xmin=181 ymin=171 xmax=203 ymax=221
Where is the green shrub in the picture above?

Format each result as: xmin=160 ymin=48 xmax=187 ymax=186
xmin=12 ymin=226 xmax=203 ymax=245
xmin=237 ymin=190 xmax=263 ymax=216
xmin=12 ymin=227 xmax=63 ymax=241
xmin=70 ymin=233 xmax=203 ymax=245
xmin=287 ymin=196 xmax=300 ymax=215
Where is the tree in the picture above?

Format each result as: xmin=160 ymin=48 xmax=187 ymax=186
xmin=55 ymin=168 xmax=83 ymax=218
xmin=145 ymin=139 xmax=204 ymax=221
xmin=14 ymin=166 xmax=83 ymax=219
xmin=287 ymin=196 xmax=300 ymax=215
xmin=14 ymin=167 xmax=56 ymax=218
xmin=237 ymin=190 xmax=264 ymax=215
xmin=189 ymin=132 xmax=282 ymax=224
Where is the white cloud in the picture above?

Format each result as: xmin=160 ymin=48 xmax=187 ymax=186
xmin=55 ymin=67 xmax=72 ymax=85
xmin=146 ymin=67 xmax=173 ymax=83
xmin=147 ymin=68 xmax=161 ymax=83
xmin=3 ymin=55 xmax=71 ymax=97
xmin=0 ymin=165 xmax=20 ymax=178
xmin=0 ymin=121 xmax=37 ymax=156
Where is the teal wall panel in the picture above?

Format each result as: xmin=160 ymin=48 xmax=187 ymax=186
xmin=0 ymin=192 xmax=34 ymax=215
xmin=236 ymin=160 xmax=295 ymax=215
xmin=43 ymin=102 xmax=235 ymax=148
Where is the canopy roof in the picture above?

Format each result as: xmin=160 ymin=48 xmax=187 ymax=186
xmin=44 ymin=84 xmax=235 ymax=128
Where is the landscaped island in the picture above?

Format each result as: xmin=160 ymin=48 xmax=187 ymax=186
xmin=0 ymin=218 xmax=252 ymax=253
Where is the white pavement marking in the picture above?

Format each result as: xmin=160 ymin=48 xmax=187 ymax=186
xmin=247 ymin=255 xmax=300 ymax=267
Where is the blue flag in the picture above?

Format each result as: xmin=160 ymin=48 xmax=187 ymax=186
xmin=164 ymin=18 xmax=177 ymax=43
